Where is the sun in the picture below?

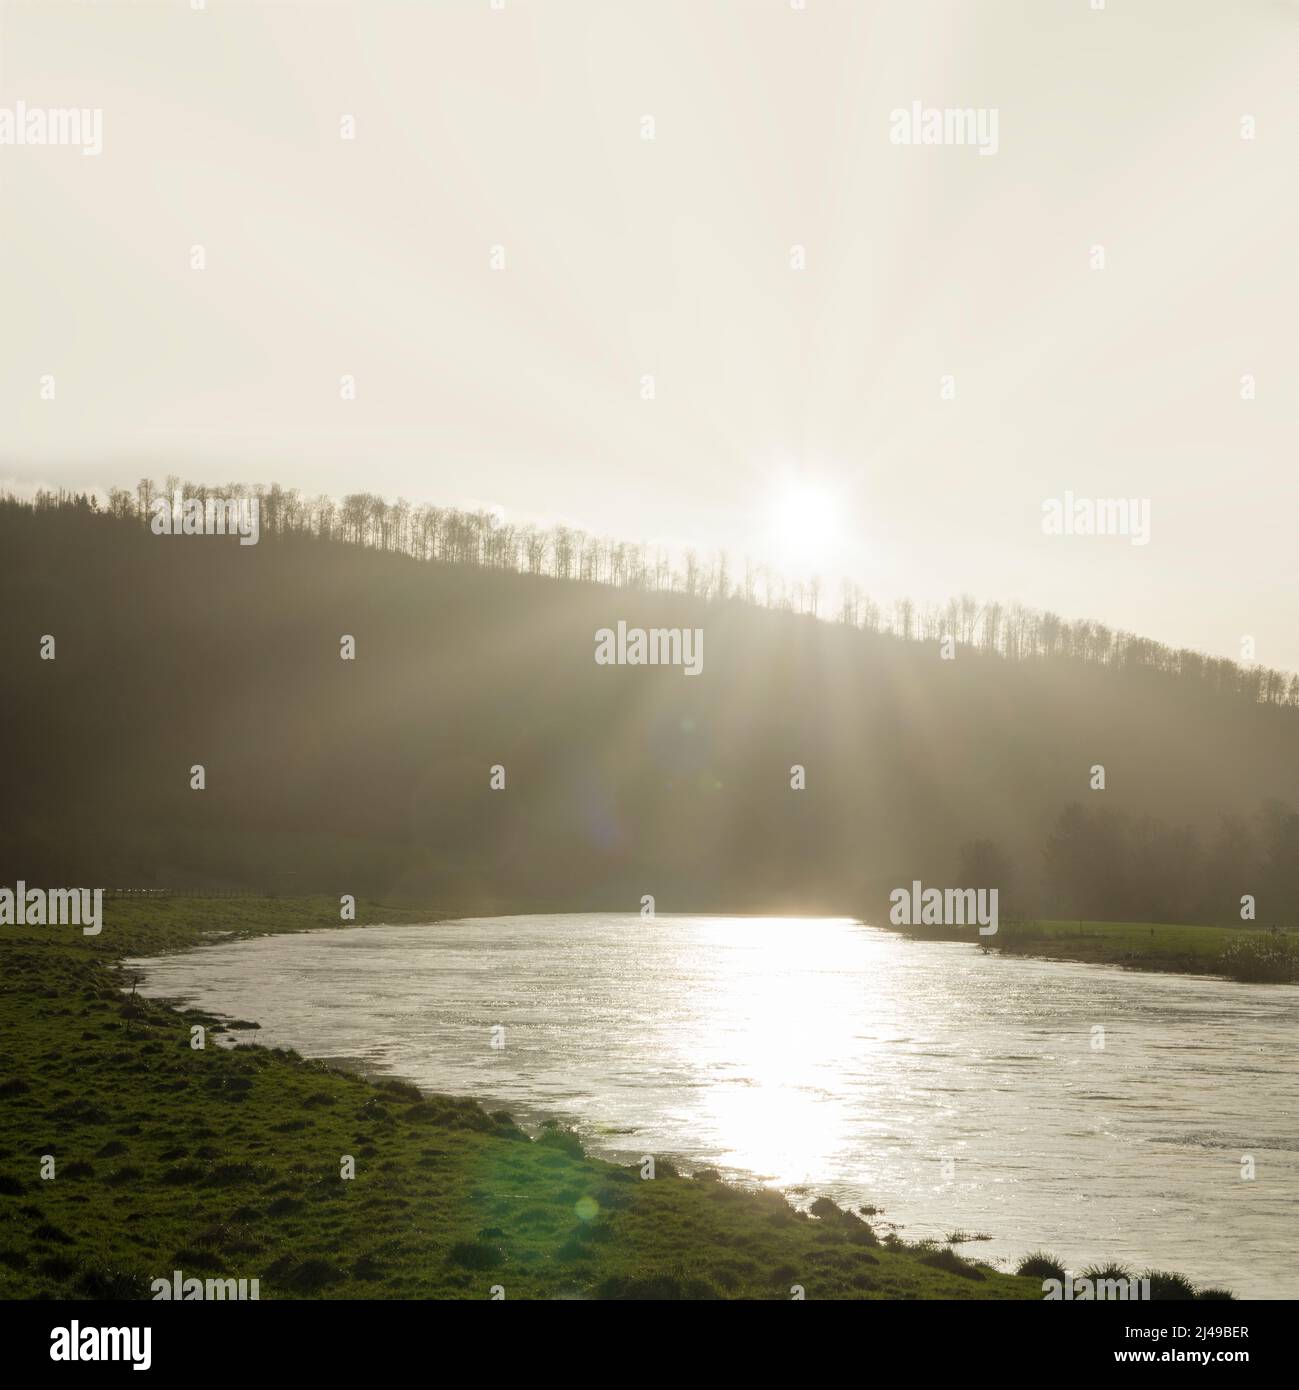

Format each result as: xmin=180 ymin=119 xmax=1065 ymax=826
xmin=770 ymin=481 xmax=839 ymax=567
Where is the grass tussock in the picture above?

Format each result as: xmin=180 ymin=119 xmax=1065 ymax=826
xmin=1217 ymin=933 xmax=1299 ymax=983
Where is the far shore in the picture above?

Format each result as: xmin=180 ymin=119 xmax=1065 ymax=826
xmin=880 ymin=916 xmax=1299 ymax=983
xmin=92 ymin=893 xmax=1299 ymax=987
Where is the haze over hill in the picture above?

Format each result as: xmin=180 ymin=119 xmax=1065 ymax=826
xmin=3 ymin=487 xmax=1296 ymax=925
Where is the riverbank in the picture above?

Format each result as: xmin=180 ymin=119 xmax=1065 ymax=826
xmin=886 ymin=917 xmax=1299 ymax=982
xmin=0 ymin=898 xmax=1229 ymax=1299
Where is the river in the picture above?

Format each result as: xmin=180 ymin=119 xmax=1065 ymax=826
xmin=127 ymin=914 xmax=1299 ymax=1298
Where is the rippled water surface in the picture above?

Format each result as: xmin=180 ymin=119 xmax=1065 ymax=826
xmin=129 ymin=915 xmax=1299 ymax=1297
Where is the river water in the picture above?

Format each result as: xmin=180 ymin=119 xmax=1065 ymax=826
xmin=127 ymin=914 xmax=1299 ymax=1298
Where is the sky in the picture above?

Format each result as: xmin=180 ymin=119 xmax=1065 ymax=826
xmin=1 ymin=0 xmax=1296 ymax=668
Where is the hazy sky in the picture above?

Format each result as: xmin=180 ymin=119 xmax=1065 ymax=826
xmin=2 ymin=1 xmax=1296 ymax=667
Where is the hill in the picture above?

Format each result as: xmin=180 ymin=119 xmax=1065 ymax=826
xmin=1 ymin=490 xmax=1296 ymax=923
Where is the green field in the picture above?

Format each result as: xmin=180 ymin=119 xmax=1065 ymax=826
xmin=0 ymin=898 xmax=1226 ymax=1299
xmin=891 ymin=916 xmax=1299 ymax=982
xmin=996 ymin=919 xmax=1244 ymax=972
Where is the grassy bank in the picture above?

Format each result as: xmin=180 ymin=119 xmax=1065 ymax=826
xmin=0 ymin=898 xmax=1221 ymax=1299
xmin=889 ymin=917 xmax=1299 ymax=982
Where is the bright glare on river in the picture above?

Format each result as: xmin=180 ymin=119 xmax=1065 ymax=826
xmin=129 ymin=915 xmax=1299 ymax=1298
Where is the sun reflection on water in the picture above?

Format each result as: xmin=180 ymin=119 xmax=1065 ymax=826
xmin=668 ymin=917 xmax=892 ymax=1186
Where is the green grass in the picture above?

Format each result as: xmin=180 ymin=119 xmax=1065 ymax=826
xmin=900 ymin=916 xmax=1299 ymax=981
xmin=0 ymin=898 xmax=1221 ymax=1299
xmin=996 ymin=919 xmax=1242 ymax=972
